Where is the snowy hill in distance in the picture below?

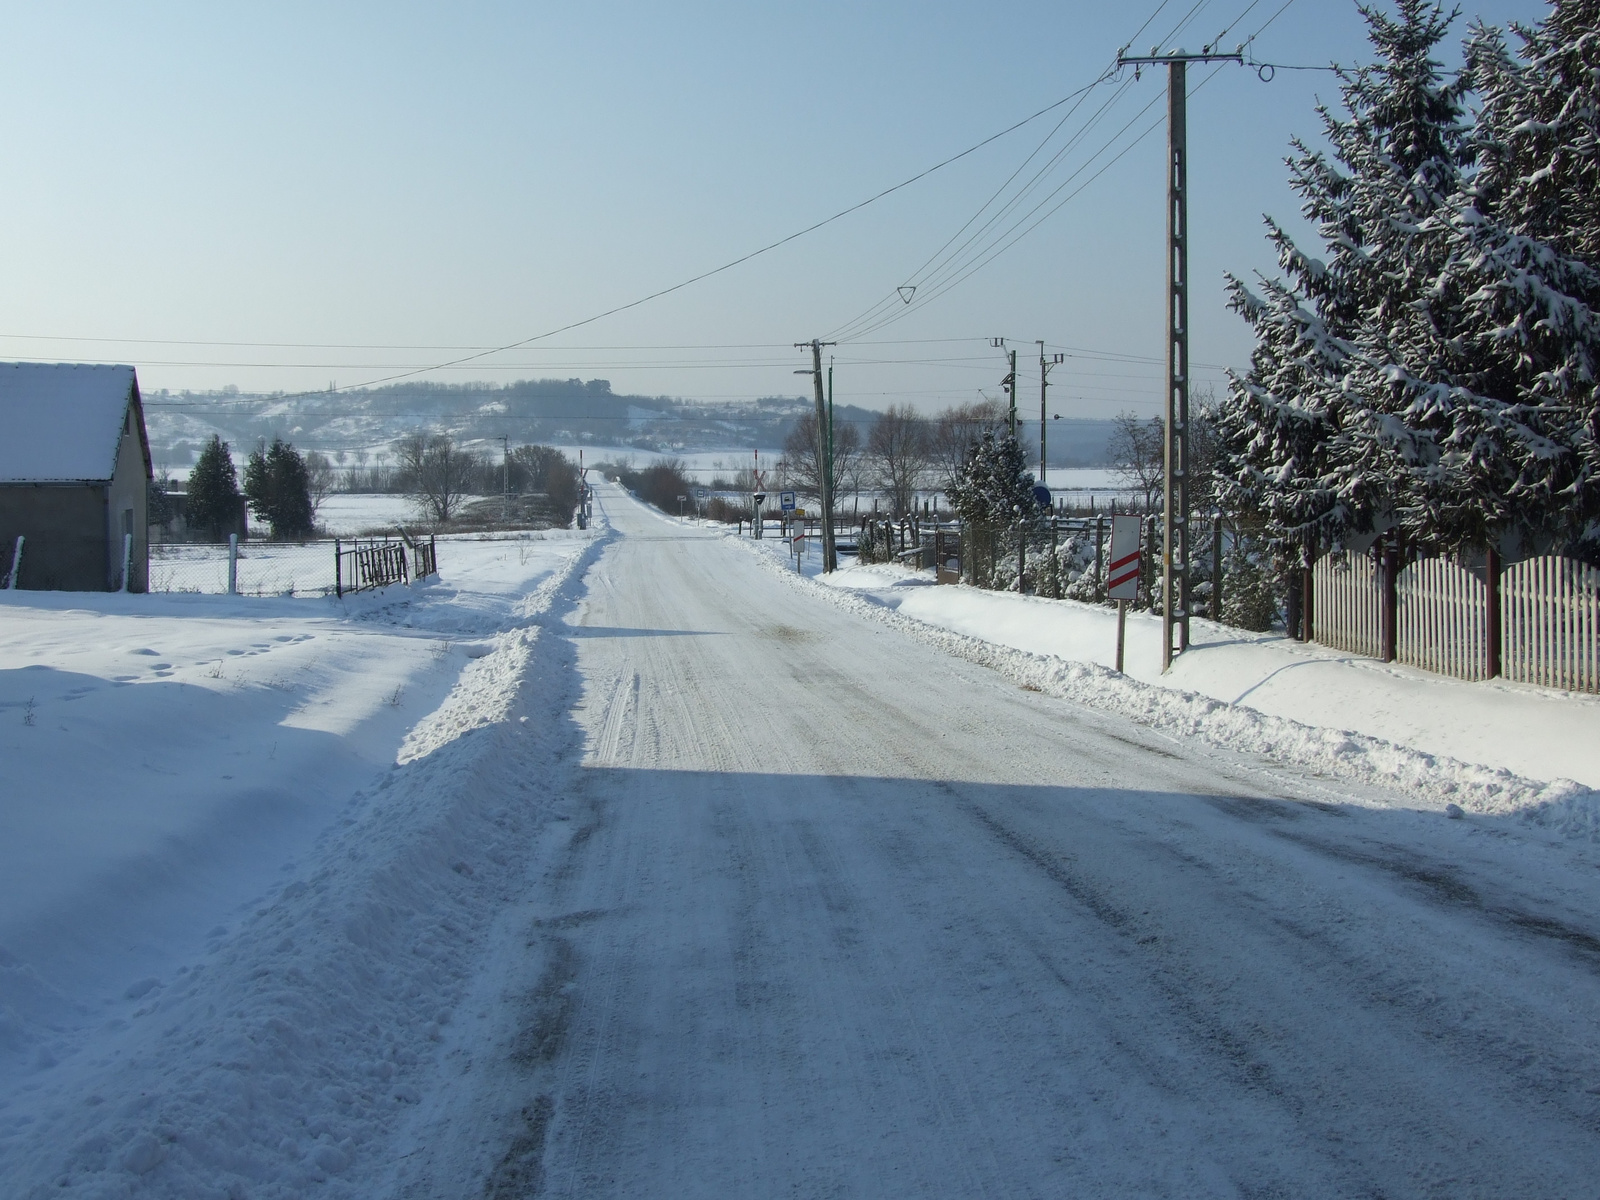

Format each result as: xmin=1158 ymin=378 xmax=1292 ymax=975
xmin=142 ymin=377 xmax=1120 ymax=470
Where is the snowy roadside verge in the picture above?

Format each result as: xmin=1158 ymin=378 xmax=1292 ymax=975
xmin=733 ymin=535 xmax=1600 ymax=842
xmin=0 ymin=525 xmax=608 ymax=1199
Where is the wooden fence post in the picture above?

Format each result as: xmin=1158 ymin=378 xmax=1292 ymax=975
xmin=1051 ymin=521 xmax=1061 ymax=599
xmin=335 ymin=538 xmax=342 ymax=599
xmin=1095 ymin=515 xmax=1105 ymax=601
xmin=1301 ymin=534 xmax=1317 ymax=642
xmin=1211 ymin=513 xmax=1223 ymax=620
xmin=1143 ymin=514 xmax=1157 ymax=608
xmin=1486 ymin=545 xmax=1502 ymax=678
xmin=1381 ymin=536 xmax=1398 ymax=662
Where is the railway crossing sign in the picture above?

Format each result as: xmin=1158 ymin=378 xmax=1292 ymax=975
xmin=1108 ymin=514 xmax=1142 ymax=673
xmin=1107 ymin=515 xmax=1142 ymax=601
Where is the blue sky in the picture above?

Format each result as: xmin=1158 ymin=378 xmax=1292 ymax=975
xmin=0 ymin=0 xmax=1552 ymax=420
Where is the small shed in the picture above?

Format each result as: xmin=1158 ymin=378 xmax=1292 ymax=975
xmin=0 ymin=363 xmax=152 ymax=591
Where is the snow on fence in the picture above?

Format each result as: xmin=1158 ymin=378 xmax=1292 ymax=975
xmin=1396 ymin=558 xmax=1490 ymax=681
xmin=1311 ymin=550 xmax=1383 ymax=658
xmin=1502 ymin=556 xmax=1600 ymax=693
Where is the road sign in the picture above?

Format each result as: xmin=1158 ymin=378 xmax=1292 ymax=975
xmin=696 ymin=488 xmax=707 ymax=499
xmin=1032 ymin=484 xmax=1052 ymax=509
xmin=1107 ymin=514 xmax=1142 ymax=601
xmin=780 ymin=490 xmax=796 ymax=513
xmin=753 ymin=492 xmax=767 ymax=505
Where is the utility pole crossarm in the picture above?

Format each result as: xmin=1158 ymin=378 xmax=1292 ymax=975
xmin=1114 ymin=51 xmax=1243 ymax=66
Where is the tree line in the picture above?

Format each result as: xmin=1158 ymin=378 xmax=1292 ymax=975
xmin=170 ymin=431 xmax=581 ymax=538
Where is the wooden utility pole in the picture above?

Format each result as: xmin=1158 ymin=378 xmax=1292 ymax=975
xmin=1117 ymin=47 xmax=1242 ymax=672
xmin=795 ymin=340 xmax=837 ymax=571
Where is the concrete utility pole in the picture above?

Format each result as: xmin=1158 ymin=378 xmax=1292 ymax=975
xmin=1116 ymin=46 xmax=1242 ymax=672
xmin=992 ymin=338 xmax=1018 ymax=438
xmin=1037 ymin=341 xmax=1063 ymax=485
xmin=795 ymin=340 xmax=837 ymax=571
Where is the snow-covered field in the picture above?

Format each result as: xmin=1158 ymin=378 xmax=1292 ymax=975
xmin=0 ymin=528 xmax=599 ymax=1197
xmin=313 ymin=493 xmax=421 ymax=536
xmin=740 ymin=534 xmax=1600 ymax=835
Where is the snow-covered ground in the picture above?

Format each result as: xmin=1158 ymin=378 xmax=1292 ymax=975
xmin=7 ymin=481 xmax=1600 ymax=1197
xmin=313 ymin=493 xmax=421 ymax=536
xmin=736 ymin=533 xmax=1600 ymax=836
xmin=0 ymin=528 xmax=598 ymax=1197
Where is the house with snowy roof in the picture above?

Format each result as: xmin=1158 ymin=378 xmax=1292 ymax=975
xmin=0 ymin=363 xmax=151 ymax=591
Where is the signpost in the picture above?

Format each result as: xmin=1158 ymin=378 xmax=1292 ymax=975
xmin=752 ymin=492 xmax=766 ymax=539
xmin=792 ymin=528 xmax=805 ymax=571
xmin=1107 ymin=514 xmax=1142 ymax=673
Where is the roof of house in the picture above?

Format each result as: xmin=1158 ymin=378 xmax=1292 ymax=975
xmin=0 ymin=363 xmax=148 ymax=484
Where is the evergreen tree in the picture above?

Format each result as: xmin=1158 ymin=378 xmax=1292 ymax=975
xmin=1223 ymin=0 xmax=1600 ymax=557
xmin=1218 ymin=1 xmax=1473 ymax=550
xmin=1468 ymin=1 xmax=1600 ymax=267
xmin=243 ymin=438 xmax=315 ymax=539
xmin=1459 ymin=0 xmax=1600 ymax=556
xmin=946 ymin=432 xmax=1039 ymax=530
xmin=185 ymin=435 xmax=241 ymax=541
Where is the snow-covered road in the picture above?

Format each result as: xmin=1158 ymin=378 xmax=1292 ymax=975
xmin=392 ymin=481 xmax=1600 ymax=1198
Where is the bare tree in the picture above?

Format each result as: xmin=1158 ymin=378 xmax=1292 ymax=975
xmin=394 ymin=431 xmax=478 ymax=523
xmin=929 ymin=398 xmax=1008 ymax=494
xmin=866 ymin=405 xmax=931 ymax=516
xmin=781 ymin=412 xmax=861 ymax=508
xmin=1108 ymin=411 xmax=1164 ymax=512
xmin=303 ymin=450 xmax=337 ymax=518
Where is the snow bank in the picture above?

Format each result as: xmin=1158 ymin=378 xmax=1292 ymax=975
xmin=0 ymin=527 xmax=605 ymax=1198
xmin=737 ymin=537 xmax=1600 ymax=841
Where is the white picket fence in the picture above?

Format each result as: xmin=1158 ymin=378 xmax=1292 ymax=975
xmin=1309 ymin=550 xmax=1599 ymax=693
xmin=1502 ymin=555 xmax=1600 ymax=693
xmin=1311 ymin=550 xmax=1384 ymax=658
xmin=1396 ymin=558 xmax=1490 ymax=681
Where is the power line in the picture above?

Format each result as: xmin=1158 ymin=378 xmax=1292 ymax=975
xmin=261 ymin=77 xmax=1118 ymax=401
xmin=823 ymin=0 xmax=1294 ymax=345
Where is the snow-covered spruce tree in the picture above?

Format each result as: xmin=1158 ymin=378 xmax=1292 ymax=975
xmin=1469 ymin=0 xmax=1600 ymax=268
xmin=1458 ymin=1 xmax=1600 ymax=557
xmin=243 ymin=438 xmax=315 ymax=540
xmin=946 ymin=431 xmax=1040 ymax=530
xmin=1218 ymin=1 xmax=1473 ymax=551
xmin=186 ymin=434 xmax=241 ymax=541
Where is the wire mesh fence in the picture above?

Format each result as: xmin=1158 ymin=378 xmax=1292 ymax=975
xmin=149 ymin=542 xmax=338 ymax=597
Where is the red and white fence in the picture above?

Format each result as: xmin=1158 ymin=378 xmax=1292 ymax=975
xmin=1310 ymin=549 xmax=1599 ymax=694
